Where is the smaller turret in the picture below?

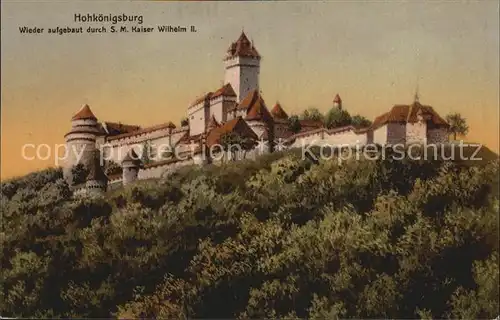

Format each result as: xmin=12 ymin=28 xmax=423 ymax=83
xmin=333 ymin=94 xmax=342 ymax=110
xmin=122 ymin=149 xmax=143 ymax=185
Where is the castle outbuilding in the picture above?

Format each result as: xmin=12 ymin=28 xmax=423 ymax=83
xmin=121 ymin=149 xmax=143 ymax=185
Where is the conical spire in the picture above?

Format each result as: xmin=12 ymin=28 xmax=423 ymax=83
xmin=333 ymin=94 xmax=342 ymax=103
xmin=72 ymin=104 xmax=97 ymax=121
xmin=414 ymin=84 xmax=420 ymax=103
xmin=333 ymin=94 xmax=342 ymax=110
xmin=225 ymin=31 xmax=261 ymax=60
xmin=271 ymin=101 xmax=289 ymax=119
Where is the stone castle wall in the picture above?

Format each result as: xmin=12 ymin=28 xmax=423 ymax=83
xmin=387 ymin=123 xmax=406 ymax=145
xmin=427 ymin=128 xmax=449 ymax=143
xmin=188 ymin=101 xmax=207 ymax=136
xmin=406 ymin=121 xmax=427 ymax=144
xmin=209 ymin=96 xmax=224 ymax=124
xmin=290 ymin=128 xmax=367 ymax=149
xmin=102 ymin=129 xmax=188 ymax=163
xmin=373 ymin=125 xmax=388 ymax=145
xmin=323 ymin=129 xmax=367 ymax=146
xmin=138 ymin=158 xmax=194 ymax=180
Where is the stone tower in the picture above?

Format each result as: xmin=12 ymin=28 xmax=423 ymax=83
xmin=224 ymin=31 xmax=261 ymax=103
xmin=121 ymin=149 xmax=142 ymax=185
xmin=63 ymin=104 xmax=100 ymax=184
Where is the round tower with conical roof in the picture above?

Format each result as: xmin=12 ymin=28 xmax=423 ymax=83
xmin=63 ymin=104 xmax=100 ymax=184
xmin=224 ymin=31 xmax=261 ymax=103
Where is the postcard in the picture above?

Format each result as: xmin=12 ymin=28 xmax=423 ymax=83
xmin=1 ymin=1 xmax=499 ymax=318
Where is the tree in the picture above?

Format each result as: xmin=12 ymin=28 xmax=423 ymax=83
xmin=351 ymin=115 xmax=372 ymax=128
xmin=445 ymin=113 xmax=469 ymax=140
xmin=71 ymin=163 xmax=89 ymax=185
xmin=288 ymin=115 xmax=302 ymax=133
xmin=300 ymin=108 xmax=324 ymax=122
xmin=324 ymin=108 xmax=352 ymax=129
xmin=105 ymin=160 xmax=121 ymax=176
xmin=219 ymin=132 xmax=255 ymax=162
xmin=141 ymin=140 xmax=154 ymax=165
xmin=180 ymin=118 xmax=189 ymax=127
xmin=1 ymin=147 xmax=499 ymax=319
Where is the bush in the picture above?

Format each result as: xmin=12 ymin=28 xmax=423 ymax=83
xmin=1 ymin=151 xmax=498 ymax=318
xmin=324 ymin=108 xmax=352 ymax=129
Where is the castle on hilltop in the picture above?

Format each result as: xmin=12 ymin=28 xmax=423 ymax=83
xmin=63 ymin=31 xmax=450 ymax=195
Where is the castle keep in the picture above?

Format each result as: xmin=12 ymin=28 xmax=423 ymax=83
xmin=63 ymin=31 xmax=450 ymax=194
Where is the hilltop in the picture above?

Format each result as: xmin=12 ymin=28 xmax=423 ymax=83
xmin=1 ymin=148 xmax=498 ymax=318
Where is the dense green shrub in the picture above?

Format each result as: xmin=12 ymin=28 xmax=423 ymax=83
xmin=0 ymin=152 xmax=498 ymax=318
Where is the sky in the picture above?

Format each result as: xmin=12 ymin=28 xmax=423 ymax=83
xmin=1 ymin=0 xmax=499 ymax=180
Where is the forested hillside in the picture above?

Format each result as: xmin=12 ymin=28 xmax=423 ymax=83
xmin=1 ymin=148 xmax=498 ymax=318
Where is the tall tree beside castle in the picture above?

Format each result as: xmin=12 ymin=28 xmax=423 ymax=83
xmin=445 ymin=113 xmax=469 ymax=140
xmin=300 ymin=108 xmax=324 ymax=122
xmin=351 ymin=115 xmax=372 ymax=128
xmin=324 ymin=108 xmax=352 ymax=129
xmin=105 ymin=160 xmax=121 ymax=176
xmin=219 ymin=132 xmax=255 ymax=162
xmin=288 ymin=115 xmax=302 ymax=133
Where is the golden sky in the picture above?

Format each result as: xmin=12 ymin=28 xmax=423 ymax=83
xmin=1 ymin=0 xmax=499 ymax=180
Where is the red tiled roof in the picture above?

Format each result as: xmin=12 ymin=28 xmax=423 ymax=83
xmin=271 ymin=102 xmax=289 ymax=119
xmin=107 ymin=122 xmax=176 ymax=141
xmin=206 ymin=116 xmax=258 ymax=147
xmin=225 ymin=31 xmax=261 ymax=60
xmin=190 ymin=92 xmax=212 ymax=108
xmin=236 ymin=89 xmax=273 ymax=123
xmin=72 ymin=104 xmax=97 ymax=121
xmin=212 ymin=83 xmax=237 ymax=98
xmin=190 ymin=84 xmax=237 ymax=107
xmin=99 ymin=122 xmax=141 ymax=136
xmin=371 ymin=102 xmax=449 ymax=129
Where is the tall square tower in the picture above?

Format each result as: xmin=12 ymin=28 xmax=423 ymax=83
xmin=224 ymin=32 xmax=261 ymax=103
